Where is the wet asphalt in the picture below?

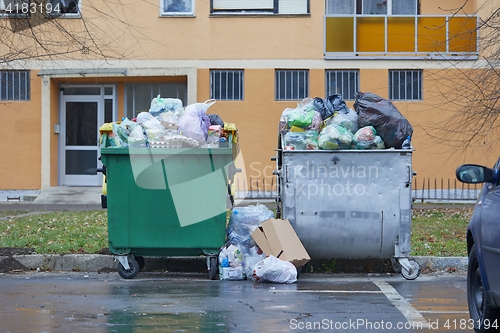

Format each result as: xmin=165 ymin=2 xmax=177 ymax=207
xmin=0 ymin=271 xmax=470 ymax=333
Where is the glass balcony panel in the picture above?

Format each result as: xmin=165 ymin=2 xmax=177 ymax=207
xmin=448 ymin=16 xmax=477 ymax=53
xmin=325 ymin=17 xmax=354 ymax=52
xmin=357 ymin=17 xmax=385 ymax=52
xmin=417 ymin=17 xmax=447 ymax=53
xmin=388 ymin=17 xmax=415 ymax=52
xmin=325 ymin=15 xmax=478 ymax=57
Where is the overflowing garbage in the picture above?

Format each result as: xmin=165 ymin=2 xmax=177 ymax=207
xmin=281 ymin=92 xmax=413 ymax=150
xmin=221 ymin=204 xmax=273 ymax=281
xmin=99 ymin=95 xmax=237 ymax=149
xmin=219 ymin=204 xmax=310 ymax=284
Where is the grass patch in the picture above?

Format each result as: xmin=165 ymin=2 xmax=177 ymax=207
xmin=0 ymin=207 xmax=473 ymax=256
xmin=410 ymin=207 xmax=472 ymax=257
xmin=0 ymin=210 xmax=29 ymax=218
xmin=0 ymin=211 xmax=107 ymax=254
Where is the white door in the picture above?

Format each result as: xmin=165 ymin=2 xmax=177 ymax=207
xmin=59 ymin=96 xmax=104 ymax=186
xmin=59 ymin=86 xmax=115 ymax=186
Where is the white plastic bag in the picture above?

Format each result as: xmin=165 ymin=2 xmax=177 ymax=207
xmin=178 ymin=100 xmax=215 ymax=143
xmin=142 ymin=116 xmax=164 ymax=130
xmin=128 ymin=125 xmax=146 ymax=148
xmin=178 ymin=112 xmax=206 ymax=143
xmin=253 ymin=255 xmax=297 ymax=284
xmin=136 ymin=112 xmax=154 ymax=124
xmin=184 ymin=99 xmax=215 ymax=116
xmin=244 ymin=246 xmax=267 ymax=280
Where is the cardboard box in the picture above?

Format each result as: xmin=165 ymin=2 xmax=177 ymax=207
xmin=251 ymin=218 xmax=310 ymax=268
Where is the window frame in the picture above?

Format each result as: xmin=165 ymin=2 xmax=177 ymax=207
xmin=275 ymin=69 xmax=309 ymax=101
xmin=326 ymin=0 xmax=419 ymax=16
xmin=210 ymin=69 xmax=244 ymax=101
xmin=388 ymin=69 xmax=422 ymax=101
xmin=325 ymin=69 xmax=359 ymax=100
xmin=160 ymin=0 xmax=195 ymax=17
xmin=211 ymin=0 xmax=310 ymax=15
xmin=0 ymin=70 xmax=30 ymax=101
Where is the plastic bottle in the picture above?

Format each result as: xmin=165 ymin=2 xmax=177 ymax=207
xmin=402 ymin=135 xmax=412 ymax=149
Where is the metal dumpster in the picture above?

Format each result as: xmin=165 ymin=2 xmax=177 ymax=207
xmin=101 ymin=144 xmax=236 ymax=280
xmin=275 ymin=135 xmax=420 ymax=279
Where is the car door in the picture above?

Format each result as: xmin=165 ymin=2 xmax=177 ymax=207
xmin=479 ymin=158 xmax=500 ymax=294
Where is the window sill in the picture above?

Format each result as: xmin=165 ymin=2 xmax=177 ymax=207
xmin=0 ymin=14 xmax=30 ymax=18
xmin=47 ymin=13 xmax=82 ymax=19
xmin=160 ymin=13 xmax=195 ymax=17
xmin=210 ymin=13 xmax=310 ymax=18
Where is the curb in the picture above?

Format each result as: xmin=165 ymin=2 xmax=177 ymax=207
xmin=1 ymin=254 xmax=468 ymax=275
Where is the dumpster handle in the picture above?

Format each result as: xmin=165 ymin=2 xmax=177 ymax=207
xmin=406 ymin=165 xmax=412 ymax=187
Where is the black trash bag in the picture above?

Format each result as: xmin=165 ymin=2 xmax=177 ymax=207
xmin=208 ymin=114 xmax=225 ymax=126
xmin=312 ymin=94 xmax=350 ymax=120
xmin=353 ymin=92 xmax=413 ymax=149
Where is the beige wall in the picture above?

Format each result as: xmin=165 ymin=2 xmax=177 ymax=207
xmin=0 ymin=72 xmax=41 ymax=189
xmin=420 ymin=0 xmax=476 ymax=14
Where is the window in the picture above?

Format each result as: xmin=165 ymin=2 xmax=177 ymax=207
xmin=275 ymin=70 xmax=308 ymax=101
xmin=326 ymin=70 xmax=359 ymax=100
xmin=212 ymin=0 xmax=309 ymax=15
xmin=125 ymin=83 xmax=187 ymax=119
xmin=0 ymin=0 xmax=30 ymax=17
xmin=161 ymin=0 xmax=194 ymax=16
xmin=46 ymin=0 xmax=80 ymax=17
xmin=326 ymin=0 xmax=418 ymax=15
xmin=324 ymin=0 xmax=477 ymax=57
xmin=210 ymin=70 xmax=244 ymax=101
xmin=389 ymin=70 xmax=421 ymax=100
xmin=326 ymin=0 xmax=354 ymax=14
xmin=0 ymin=71 xmax=30 ymax=101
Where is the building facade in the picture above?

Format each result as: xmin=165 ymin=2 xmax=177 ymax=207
xmin=0 ymin=0 xmax=498 ymax=198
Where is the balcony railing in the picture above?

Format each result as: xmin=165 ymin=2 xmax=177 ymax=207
xmin=324 ymin=15 xmax=479 ymax=59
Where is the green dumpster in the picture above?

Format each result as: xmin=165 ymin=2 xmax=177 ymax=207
xmin=100 ymin=143 xmax=236 ymax=280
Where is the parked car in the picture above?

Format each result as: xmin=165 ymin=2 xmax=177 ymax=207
xmin=456 ymin=162 xmax=500 ymax=332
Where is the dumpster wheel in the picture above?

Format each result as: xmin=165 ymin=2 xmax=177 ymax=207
xmin=117 ymin=256 xmax=140 ymax=279
xmin=400 ymin=259 xmax=420 ymax=280
xmin=208 ymin=256 xmax=219 ymax=280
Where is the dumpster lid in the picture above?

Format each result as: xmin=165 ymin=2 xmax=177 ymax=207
xmin=251 ymin=218 xmax=310 ymax=268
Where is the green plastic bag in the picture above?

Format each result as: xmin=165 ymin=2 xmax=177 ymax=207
xmin=318 ymin=124 xmax=353 ymax=150
xmin=287 ymin=108 xmax=315 ymax=128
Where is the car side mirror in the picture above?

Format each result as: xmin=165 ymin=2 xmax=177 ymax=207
xmin=456 ymin=164 xmax=495 ymax=184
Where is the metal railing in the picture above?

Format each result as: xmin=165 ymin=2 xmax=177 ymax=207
xmin=412 ymin=178 xmax=481 ymax=203
xmin=232 ymin=177 xmax=481 ymax=202
xmin=233 ymin=177 xmax=276 ymax=200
